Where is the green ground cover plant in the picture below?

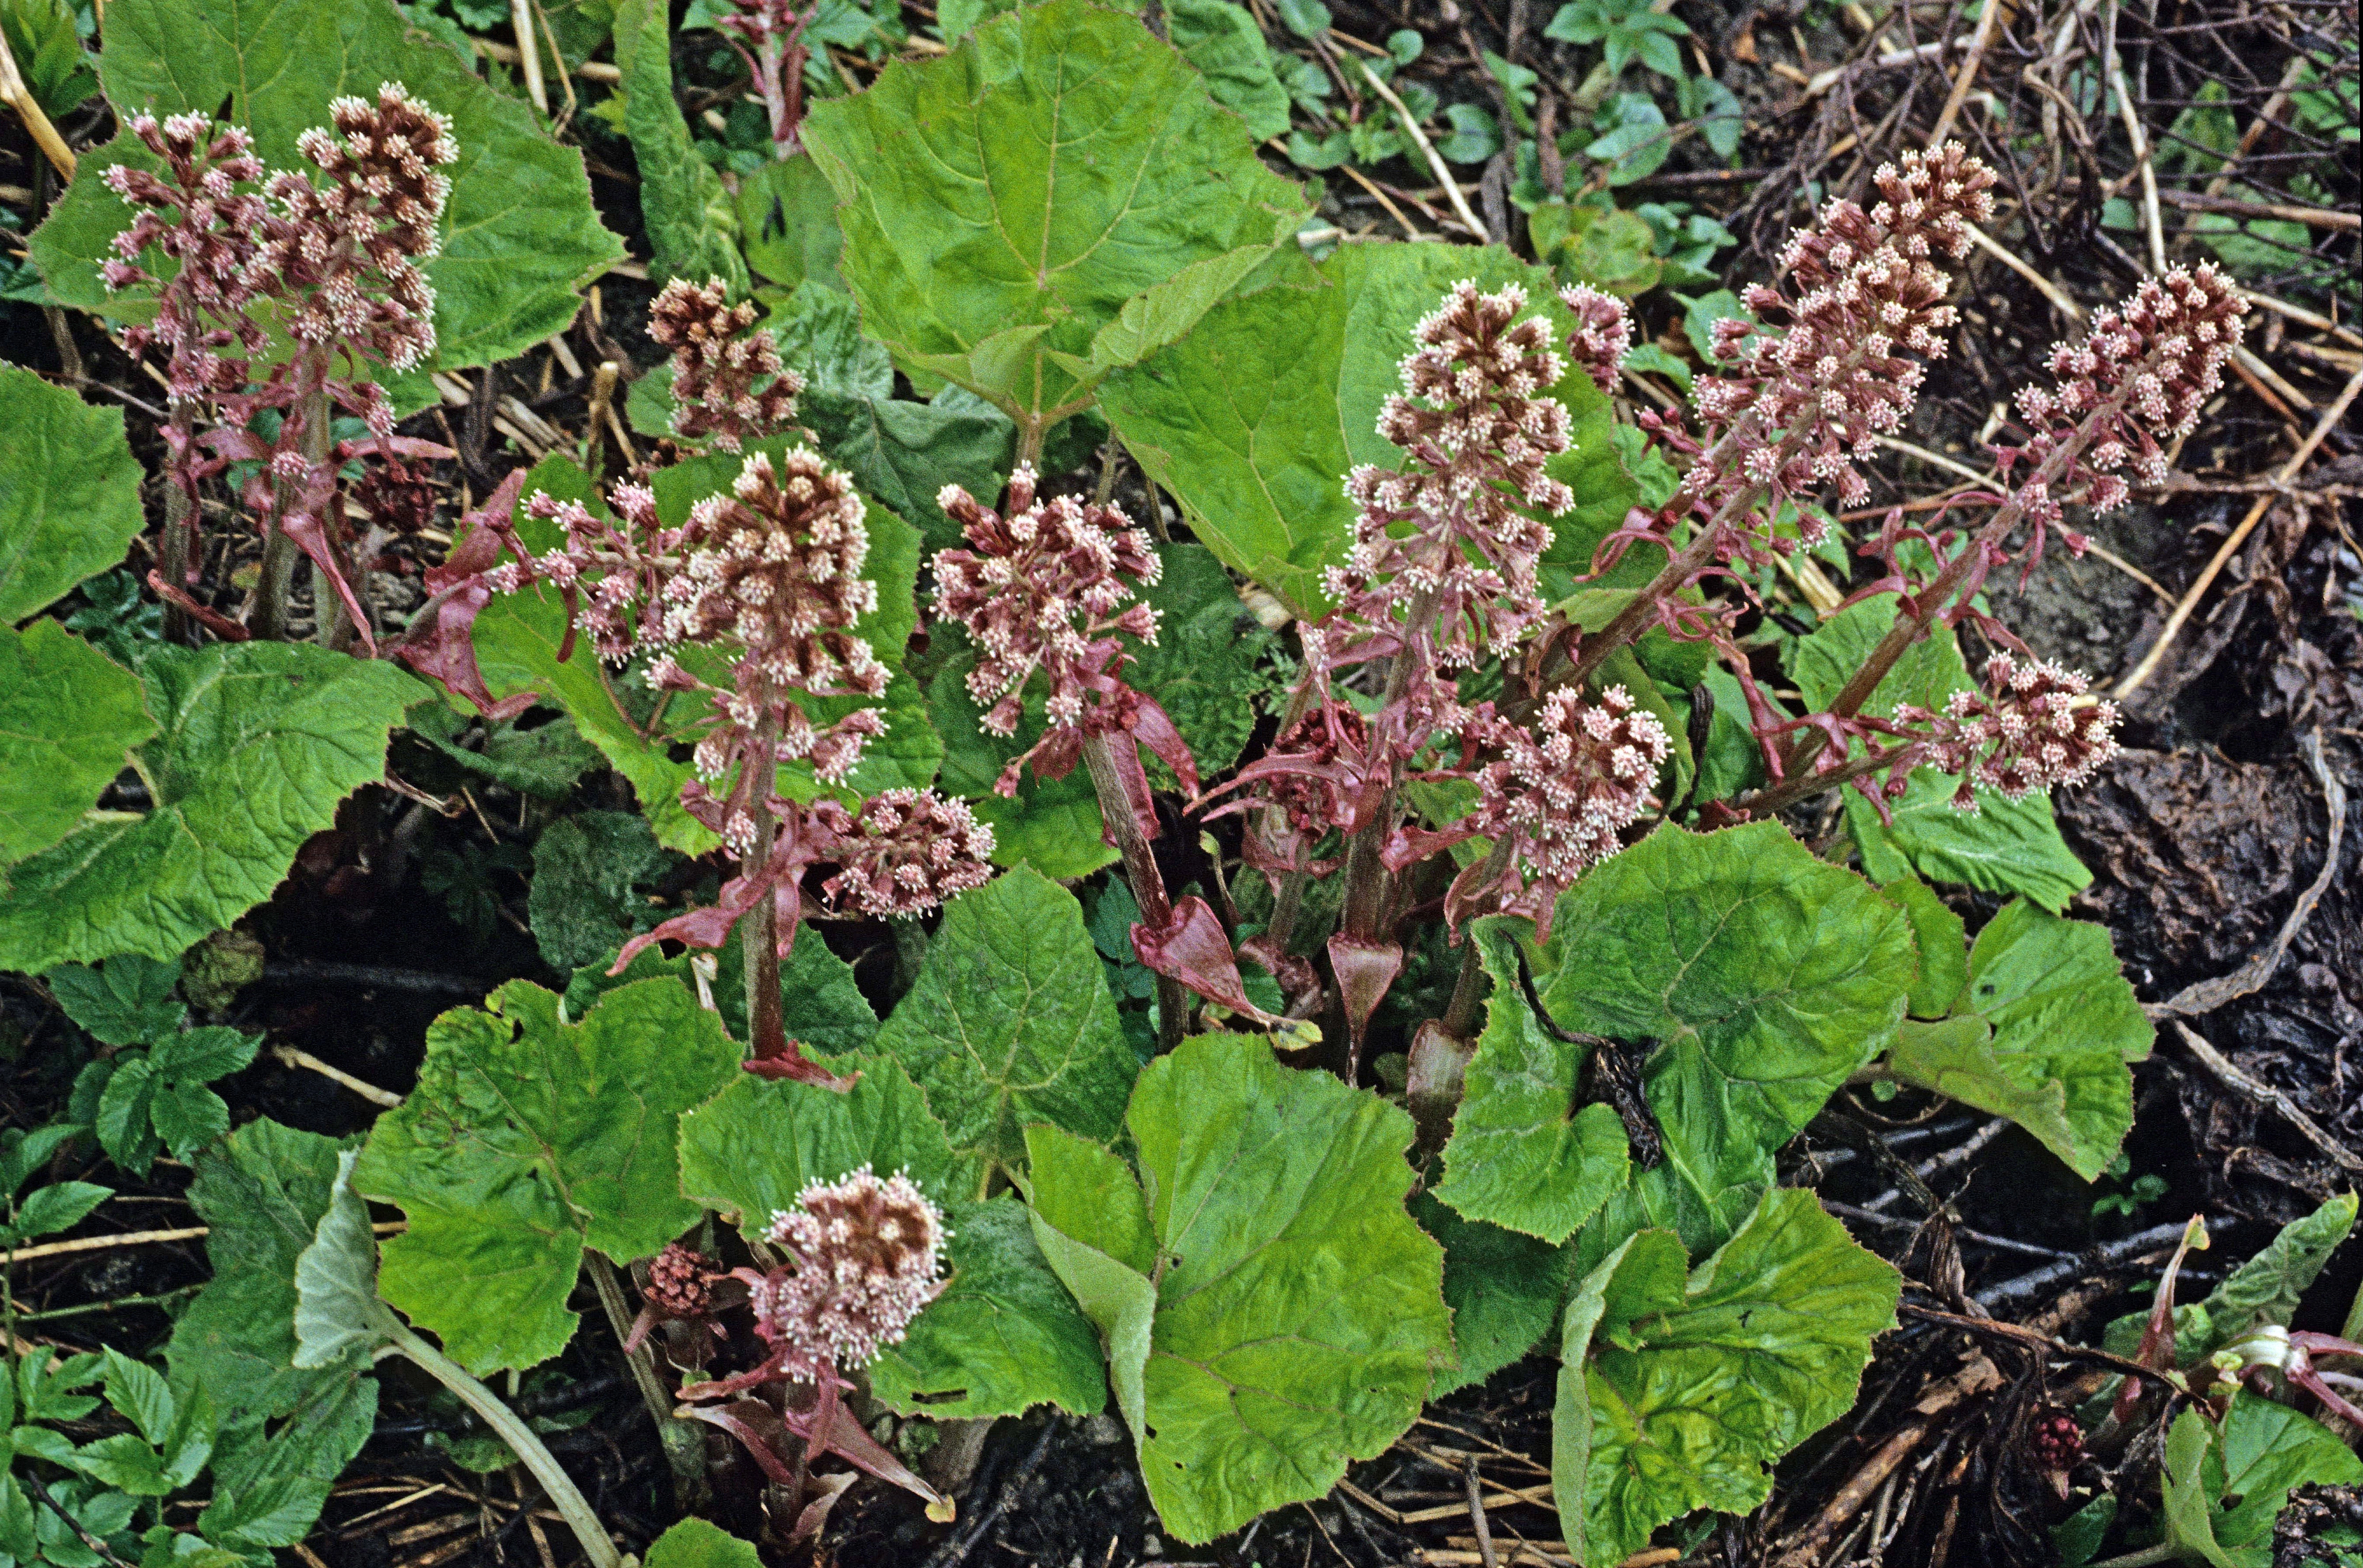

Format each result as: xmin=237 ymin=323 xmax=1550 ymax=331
xmin=0 ymin=0 xmax=2356 ymax=1563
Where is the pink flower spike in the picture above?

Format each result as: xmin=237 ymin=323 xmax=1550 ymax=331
xmin=647 ymin=277 xmax=804 ymax=452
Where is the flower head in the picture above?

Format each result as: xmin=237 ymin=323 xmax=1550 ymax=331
xmin=102 ymin=112 xmax=272 ymax=399
xmin=645 ymin=1242 xmax=721 ymax=1320
xmin=1324 ymin=279 xmax=1573 ymax=665
xmin=1558 ymin=283 xmax=1633 ymax=398
xmin=1914 ymin=652 xmax=2119 ymax=807
xmin=816 ymin=789 xmax=998 ymax=918
xmin=1689 ymin=144 xmax=1996 ymax=526
xmin=931 ymin=464 xmax=1162 ymax=735
xmin=2010 ymin=264 xmax=2246 ymax=523
xmin=751 ymin=1166 xmax=949 ymax=1375
xmin=1453 ymin=686 xmax=1668 ymax=936
xmin=256 ymin=83 xmax=457 ymax=371
xmin=648 ymin=277 xmax=804 ymax=452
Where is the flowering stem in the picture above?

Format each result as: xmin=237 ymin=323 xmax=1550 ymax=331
xmin=1079 ymin=730 xmax=1186 ymax=1054
xmin=740 ymin=718 xmax=791 ymax=1063
xmin=158 ymin=404 xmax=200 ymax=646
xmin=253 ymin=383 xmax=329 ymax=641
xmin=1436 ymin=841 xmax=1513 ymax=1042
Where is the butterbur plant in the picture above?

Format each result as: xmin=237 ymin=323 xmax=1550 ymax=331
xmin=7 ymin=0 xmax=2335 ymax=1563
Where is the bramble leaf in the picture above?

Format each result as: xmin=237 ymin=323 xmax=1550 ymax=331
xmin=1028 ymin=1034 xmax=1451 ymax=1544
xmin=1435 ymin=921 xmax=1630 ymax=1243
xmin=0 ymin=643 xmax=418 ymax=972
xmin=0 ymin=366 xmax=146 ymax=623
xmin=869 ymin=865 xmax=1135 ymax=1177
xmin=802 ymin=0 xmax=1311 ymax=430
xmin=1882 ymin=898 xmax=2149 ymax=1180
xmin=353 ymin=979 xmax=740 ymax=1373
xmin=1537 ymin=823 xmax=1916 ymax=1266
xmin=30 ymin=0 xmax=622 ymax=390
xmin=48 ymin=954 xmax=182 ymax=1046
xmin=1563 ymin=1190 xmax=1901 ymax=1566
xmin=170 ymin=1121 xmax=377 ymax=1551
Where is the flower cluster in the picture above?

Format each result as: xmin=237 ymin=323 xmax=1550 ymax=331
xmin=932 ymin=465 xmax=1163 ymax=733
xmin=1908 ymin=652 xmax=2120 ymax=807
xmin=814 ymin=789 xmax=998 ymax=918
xmin=1423 ymin=687 xmax=1670 ymax=938
xmin=1558 ymin=283 xmax=1633 ymax=398
xmin=1688 ymin=144 xmax=1996 ymax=526
xmin=647 ymin=277 xmax=805 ymax=451
xmin=1325 ymin=279 xmax=1573 ymax=665
xmin=253 ymin=84 xmax=457 ymax=376
xmin=101 ymin=114 xmax=271 ymax=405
xmin=2009 ymin=263 xmax=2246 ymax=524
xmin=749 ymin=1166 xmax=949 ymax=1376
xmin=646 ymin=1241 xmax=720 ymax=1320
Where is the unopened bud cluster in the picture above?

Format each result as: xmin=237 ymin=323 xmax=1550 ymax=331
xmin=647 ymin=277 xmax=805 ymax=452
xmin=645 ymin=1242 xmax=721 ymax=1320
xmin=751 ymin=1166 xmax=949 ymax=1375
xmin=1326 ymin=279 xmax=1572 ymax=665
xmin=1558 ymin=283 xmax=1633 ymax=398
xmin=102 ymin=114 xmax=272 ymax=403
xmin=931 ymin=464 xmax=1163 ymax=736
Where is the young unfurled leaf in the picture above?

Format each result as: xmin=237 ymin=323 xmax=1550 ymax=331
xmin=803 ymin=0 xmax=1311 ymax=431
xmin=869 ymin=866 xmax=1136 ymax=1177
xmin=170 ymin=1121 xmax=377 ymax=1551
xmin=0 ymin=364 xmax=148 ymax=624
xmin=0 ymin=644 xmax=417 ymax=973
xmin=1536 ymin=823 xmax=1916 ymax=1266
xmin=30 ymin=0 xmax=623 ymax=393
xmin=1028 ymin=1034 xmax=1451 ymax=1544
xmin=1559 ymin=1190 xmax=1901 ymax=1566
xmin=1882 ymin=898 xmax=2149 ymax=1181
xmin=354 ymin=979 xmax=740 ymax=1373
xmin=2104 ymin=1193 xmax=2359 ymax=1366
xmin=1434 ymin=921 xmax=1630 ymax=1244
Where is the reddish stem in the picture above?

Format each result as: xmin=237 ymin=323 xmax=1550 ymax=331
xmin=1080 ymin=730 xmax=1186 ymax=1053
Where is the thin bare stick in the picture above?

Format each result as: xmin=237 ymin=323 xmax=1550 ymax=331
xmin=1463 ymin=1456 xmax=1500 ymax=1568
xmin=1925 ymin=0 xmax=2000 ymax=146
xmin=2173 ymin=1021 xmax=2363 ymax=1175
xmin=6 ymin=1219 xmax=407 ymax=1264
xmin=1360 ymin=63 xmax=1488 ymax=239
xmin=0 ymin=28 xmax=75 ymax=180
xmin=1966 ymin=225 xmax=2085 ymax=323
xmin=2147 ymin=731 xmax=2343 ymax=1020
xmin=2083 ymin=541 xmax=2172 ymax=605
xmin=272 ymin=1044 xmax=404 ymax=1107
xmin=512 ymin=0 xmax=550 ymax=111
xmin=2114 ymin=366 xmax=2363 ymax=699
xmin=2105 ymin=34 xmax=2167 ymax=274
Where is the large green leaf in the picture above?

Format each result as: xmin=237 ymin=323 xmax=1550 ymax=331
xmin=1029 ymin=1034 xmax=1451 ymax=1544
xmin=676 ymin=1056 xmax=1099 ymax=1419
xmin=352 ymin=979 xmax=740 ymax=1373
xmin=613 ymin=0 xmax=746 ymax=294
xmin=801 ymin=0 xmax=1311 ymax=431
xmin=868 ymin=865 xmax=1135 ymax=1181
xmin=1434 ymin=921 xmax=1630 ymax=1244
xmin=0 ymin=620 xmax=152 ymax=868
xmin=736 ymin=156 xmax=843 ymax=291
xmin=1566 ymin=1189 xmax=1900 ymax=1566
xmin=0 ymin=642 xmax=416 ymax=972
xmin=30 ymin=0 xmax=622 ymax=384
xmin=1102 ymin=242 xmax=1633 ymax=620
xmin=1787 ymin=598 xmax=2091 ymax=910
xmin=0 ymin=364 xmax=146 ymax=623
xmin=1882 ymin=898 xmax=2149 ymax=1180
xmin=1536 ymin=823 xmax=1916 ymax=1264
xmin=168 ymin=1121 xmax=376 ymax=1550
xmin=1128 ymin=543 xmax=1276 ymax=783
xmin=1415 ymin=1192 xmax=1569 ymax=1396
xmin=2161 ymin=1398 xmax=2363 ymax=1568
